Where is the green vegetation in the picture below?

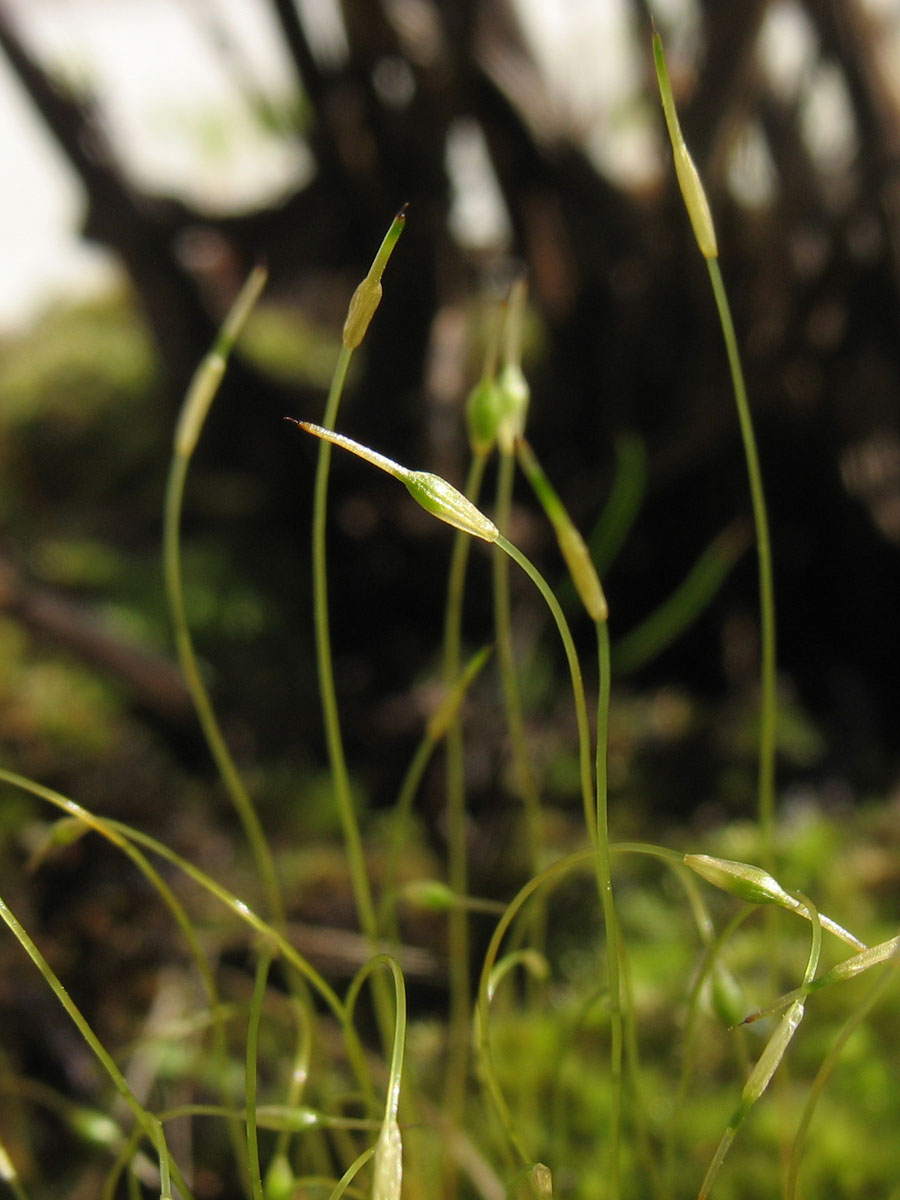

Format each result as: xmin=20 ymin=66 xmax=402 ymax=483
xmin=1 ymin=34 xmax=899 ymax=1200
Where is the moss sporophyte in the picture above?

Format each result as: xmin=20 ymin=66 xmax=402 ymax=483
xmin=287 ymin=421 xmax=499 ymax=542
xmin=654 ymin=27 xmax=777 ymax=867
xmin=342 ymin=205 xmax=407 ymax=350
xmin=652 ymin=31 xmax=717 ymax=260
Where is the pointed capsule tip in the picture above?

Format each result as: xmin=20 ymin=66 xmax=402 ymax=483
xmin=284 ymin=417 xmax=319 ymax=437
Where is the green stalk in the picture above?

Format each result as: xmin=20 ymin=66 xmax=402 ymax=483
xmin=292 ymin=423 xmax=604 ymax=1180
xmin=514 ymin=434 xmax=620 ymax=1190
xmin=311 ymin=343 xmax=377 ymax=944
xmin=493 ymin=451 xmax=544 ymax=876
xmin=345 ymin=955 xmax=407 ymax=1127
xmin=164 ymin=453 xmax=283 ymax=925
xmin=476 ymin=852 xmax=591 ymax=1164
xmin=0 ymin=768 xmax=250 ymax=1188
xmin=297 ymin=426 xmax=596 ymax=838
xmin=653 ymin=30 xmax=777 ymax=867
xmin=327 ymin=1146 xmax=376 ymax=1200
xmin=698 ymin=897 xmax=821 ymax=1200
xmin=786 ymin=944 xmax=900 ymax=1200
xmin=706 ymin=259 xmax=777 ymax=866
xmin=740 ymin=933 xmax=900 ymax=1024
xmin=594 ymin=619 xmax=622 ymax=1199
xmin=494 ymin=535 xmax=596 ymax=845
xmin=309 ymin=211 xmax=406 ymax=978
xmin=163 ymin=265 xmax=284 ymax=923
xmin=490 ymin=448 xmax=548 ymax=1174
xmin=0 ymin=768 xmax=375 ymax=1112
xmin=343 ymin=956 xmax=407 ymax=1200
xmin=0 ymin=894 xmax=193 ymax=1200
xmin=440 ymin=453 xmax=487 ymax=1177
xmin=268 ymin=997 xmax=313 ymax=1197
xmin=246 ymin=947 xmax=274 ymax=1200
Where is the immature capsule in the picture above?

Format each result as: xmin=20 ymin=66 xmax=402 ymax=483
xmin=684 ymin=853 xmax=797 ymax=908
xmin=466 ymin=374 xmax=504 ymax=458
xmin=403 ymin=471 xmax=499 ymax=542
xmin=496 ymin=276 xmax=531 ymax=453
xmin=291 ymin=421 xmax=499 ymax=542
xmin=341 ymin=205 xmax=407 ymax=349
xmin=652 ymin=32 xmax=718 ymax=260
xmin=371 ymin=1116 xmax=403 ymax=1200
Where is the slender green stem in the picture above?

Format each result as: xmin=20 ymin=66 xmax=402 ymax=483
xmin=786 ymin=945 xmax=900 ymax=1200
xmin=312 ymin=346 xmax=378 ymax=934
xmin=345 ymin=955 xmax=407 ymax=1125
xmin=699 ymin=899 xmax=820 ymax=1200
xmin=0 ymin=768 xmax=376 ymax=1112
xmin=327 ymin=1146 xmax=376 ymax=1200
xmin=101 ymin=1125 xmax=143 ymax=1200
xmin=707 ymin=259 xmax=777 ymax=867
xmin=594 ymin=620 xmax=622 ymax=1199
xmin=440 ymin=454 xmax=488 ymax=1141
xmin=493 ymin=451 xmax=543 ymax=873
xmin=330 ymin=957 xmax=407 ymax=1200
xmin=246 ymin=947 xmax=274 ymax=1200
xmin=484 ymin=534 xmax=622 ymax=1188
xmin=309 ymin=209 xmax=406 ymax=967
xmin=0 ymin=768 xmax=250 ymax=1187
xmin=476 ymin=853 xmax=590 ymax=1164
xmin=164 ymin=452 xmax=284 ymax=926
xmin=494 ymin=535 xmax=596 ymax=843
xmin=740 ymin=933 xmax=900 ymax=1025
xmin=163 ymin=265 xmax=283 ymax=926
xmin=0 ymin=893 xmax=194 ymax=1200
xmin=271 ymin=997 xmax=313 ymax=1179
xmin=442 ymin=454 xmax=489 ymax=679
xmin=491 ymin=448 xmax=547 ymax=1153
xmin=310 ymin=349 xmax=399 ymax=1060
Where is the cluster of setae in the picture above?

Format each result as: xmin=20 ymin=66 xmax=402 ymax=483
xmin=0 ymin=30 xmax=897 ymax=1200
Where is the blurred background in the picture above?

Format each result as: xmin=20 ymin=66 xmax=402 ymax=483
xmin=2 ymin=0 xmax=900 ymax=852
xmin=5 ymin=6 xmax=900 ymax=1193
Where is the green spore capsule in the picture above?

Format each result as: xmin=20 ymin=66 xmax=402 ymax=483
xmin=263 ymin=1153 xmax=295 ymax=1200
xmin=652 ymin=32 xmax=718 ymax=260
xmin=400 ymin=879 xmax=456 ymax=912
xmin=556 ymin=521 xmax=609 ymax=623
xmin=516 ymin=437 xmax=608 ymax=621
xmin=342 ymin=205 xmax=407 ymax=349
xmin=466 ymin=374 xmax=504 ymax=457
xmin=175 ymin=264 xmax=267 ymax=457
xmin=290 ymin=420 xmax=498 ymax=542
xmin=496 ymin=276 xmax=531 ymax=452
xmin=372 ymin=1116 xmax=403 ymax=1200
xmin=684 ymin=853 xmax=797 ymax=907
xmin=403 ymin=470 xmax=498 ymax=541
xmin=495 ymin=360 xmax=530 ymax=454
